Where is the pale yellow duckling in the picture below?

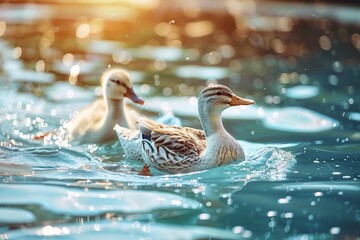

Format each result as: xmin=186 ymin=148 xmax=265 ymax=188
xmin=66 ymin=68 xmax=144 ymax=144
xmin=115 ymin=84 xmax=255 ymax=174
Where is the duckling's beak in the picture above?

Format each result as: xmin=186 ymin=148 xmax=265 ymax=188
xmin=124 ymin=88 xmax=145 ymax=105
xmin=230 ymin=95 xmax=255 ymax=106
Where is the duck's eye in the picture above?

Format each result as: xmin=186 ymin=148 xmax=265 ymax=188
xmin=110 ymin=79 xmax=120 ymax=84
xmin=216 ymin=91 xmax=221 ymax=96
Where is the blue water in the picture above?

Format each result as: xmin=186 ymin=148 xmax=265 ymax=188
xmin=1 ymin=1 xmax=360 ymax=239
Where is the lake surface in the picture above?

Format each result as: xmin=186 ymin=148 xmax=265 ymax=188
xmin=0 ymin=1 xmax=359 ymax=239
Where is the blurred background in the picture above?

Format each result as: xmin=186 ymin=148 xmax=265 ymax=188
xmin=1 ymin=0 xmax=359 ymax=142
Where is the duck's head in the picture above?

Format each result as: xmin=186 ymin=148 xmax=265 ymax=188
xmin=101 ymin=68 xmax=144 ymax=105
xmin=198 ymin=84 xmax=255 ymax=112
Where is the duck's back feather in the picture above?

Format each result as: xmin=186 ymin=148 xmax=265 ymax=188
xmin=139 ymin=117 xmax=206 ymax=170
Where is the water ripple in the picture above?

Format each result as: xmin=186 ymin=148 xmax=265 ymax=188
xmin=2 ymin=220 xmax=242 ymax=240
xmin=0 ymin=146 xmax=95 ymax=171
xmin=0 ymin=183 xmax=201 ymax=216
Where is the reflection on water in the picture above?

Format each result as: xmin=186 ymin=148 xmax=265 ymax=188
xmin=0 ymin=0 xmax=360 ymax=239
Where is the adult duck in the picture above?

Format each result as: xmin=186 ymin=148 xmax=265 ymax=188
xmin=115 ymin=84 xmax=255 ymax=174
xmin=66 ymin=68 xmax=144 ymax=144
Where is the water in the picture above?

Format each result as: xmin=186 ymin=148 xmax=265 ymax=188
xmin=0 ymin=1 xmax=360 ymax=239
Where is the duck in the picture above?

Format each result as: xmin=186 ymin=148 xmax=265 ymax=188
xmin=66 ymin=68 xmax=144 ymax=144
xmin=114 ymin=84 xmax=255 ymax=174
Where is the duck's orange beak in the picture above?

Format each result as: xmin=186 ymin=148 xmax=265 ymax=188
xmin=229 ymin=94 xmax=255 ymax=106
xmin=124 ymin=88 xmax=145 ymax=105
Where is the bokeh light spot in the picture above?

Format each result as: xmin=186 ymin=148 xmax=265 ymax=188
xmin=12 ymin=47 xmax=22 ymax=59
xmin=185 ymin=20 xmax=214 ymax=38
xmin=35 ymin=60 xmax=45 ymax=72
xmin=76 ymin=24 xmax=91 ymax=39
xmin=0 ymin=21 xmax=6 ymax=36
xmin=319 ymin=35 xmax=332 ymax=50
xmin=63 ymin=53 xmax=74 ymax=66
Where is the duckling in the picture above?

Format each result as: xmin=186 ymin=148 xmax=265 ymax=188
xmin=67 ymin=68 xmax=144 ymax=144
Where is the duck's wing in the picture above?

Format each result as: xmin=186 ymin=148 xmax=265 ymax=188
xmin=114 ymin=124 xmax=140 ymax=141
xmin=114 ymin=124 xmax=143 ymax=161
xmin=139 ymin=117 xmax=206 ymax=158
xmin=66 ymin=99 xmax=105 ymax=140
xmin=69 ymin=99 xmax=104 ymax=129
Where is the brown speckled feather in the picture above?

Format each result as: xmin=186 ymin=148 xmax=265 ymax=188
xmin=151 ymin=127 xmax=206 ymax=156
xmin=140 ymin=118 xmax=206 ymax=166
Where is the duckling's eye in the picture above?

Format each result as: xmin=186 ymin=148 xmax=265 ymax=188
xmin=110 ymin=79 xmax=121 ymax=85
xmin=216 ymin=91 xmax=221 ymax=96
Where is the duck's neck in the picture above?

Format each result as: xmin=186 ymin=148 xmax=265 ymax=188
xmin=104 ymin=98 xmax=128 ymax=127
xmin=199 ymin=103 xmax=225 ymax=137
xmin=198 ymin=103 xmax=243 ymax=168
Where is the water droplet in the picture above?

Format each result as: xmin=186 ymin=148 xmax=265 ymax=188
xmin=62 ymin=53 xmax=74 ymax=66
xmin=332 ymin=61 xmax=343 ymax=73
xmin=268 ymin=220 xmax=276 ymax=228
xmin=319 ymin=35 xmax=332 ymax=50
xmin=330 ymin=227 xmax=340 ymax=234
xmin=232 ymin=226 xmax=244 ymax=234
xmin=113 ymin=49 xmax=132 ymax=64
xmin=203 ymin=51 xmax=222 ymax=65
xmin=218 ymin=44 xmax=235 ymax=58
xmin=162 ymin=87 xmax=172 ymax=96
xmin=12 ymin=47 xmax=22 ymax=59
xmin=278 ymin=198 xmax=289 ymax=204
xmin=314 ymin=191 xmax=323 ymax=197
xmin=253 ymin=78 xmax=264 ymax=89
xmin=50 ymin=109 xmax=57 ymax=116
xmin=154 ymin=60 xmax=167 ymax=71
xmin=271 ymin=38 xmax=286 ymax=53
xmin=199 ymin=213 xmax=211 ymax=220
xmin=267 ymin=211 xmax=277 ymax=217
xmin=351 ymin=33 xmax=360 ymax=49
xmin=242 ymin=230 xmax=252 ymax=238
xmin=155 ymin=22 xmax=172 ymax=37
xmin=35 ymin=60 xmax=45 ymax=72
xmin=328 ymin=75 xmax=338 ymax=85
